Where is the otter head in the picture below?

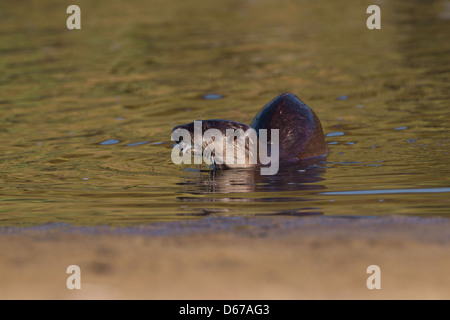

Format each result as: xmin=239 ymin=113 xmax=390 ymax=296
xmin=172 ymin=120 xmax=257 ymax=168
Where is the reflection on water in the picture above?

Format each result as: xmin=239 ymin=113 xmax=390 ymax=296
xmin=321 ymin=188 xmax=450 ymax=196
xmin=176 ymin=161 xmax=326 ymax=216
xmin=178 ymin=161 xmax=325 ymax=195
xmin=0 ymin=0 xmax=449 ymax=225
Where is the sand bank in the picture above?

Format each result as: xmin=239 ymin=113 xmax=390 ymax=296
xmin=0 ymin=215 xmax=449 ymax=299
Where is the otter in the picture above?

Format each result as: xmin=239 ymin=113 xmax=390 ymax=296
xmin=172 ymin=92 xmax=328 ymax=172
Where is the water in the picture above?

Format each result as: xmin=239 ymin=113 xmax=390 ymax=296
xmin=0 ymin=0 xmax=449 ymax=226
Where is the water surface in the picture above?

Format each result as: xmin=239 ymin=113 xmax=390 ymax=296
xmin=0 ymin=0 xmax=449 ymax=225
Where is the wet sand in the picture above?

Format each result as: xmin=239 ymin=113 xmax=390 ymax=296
xmin=1 ymin=215 xmax=449 ymax=300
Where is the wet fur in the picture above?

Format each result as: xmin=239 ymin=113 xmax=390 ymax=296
xmin=172 ymin=93 xmax=328 ymax=168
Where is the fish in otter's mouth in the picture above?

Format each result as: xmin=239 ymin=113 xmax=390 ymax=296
xmin=172 ymin=119 xmax=260 ymax=169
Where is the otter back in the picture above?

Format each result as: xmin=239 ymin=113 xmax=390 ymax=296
xmin=250 ymin=92 xmax=328 ymax=161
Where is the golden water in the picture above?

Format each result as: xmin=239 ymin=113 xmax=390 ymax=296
xmin=0 ymin=0 xmax=449 ymax=225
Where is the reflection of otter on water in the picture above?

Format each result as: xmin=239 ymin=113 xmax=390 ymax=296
xmin=178 ymin=162 xmax=326 ymax=195
xmin=177 ymin=161 xmax=327 ymax=217
xmin=172 ymin=93 xmax=328 ymax=174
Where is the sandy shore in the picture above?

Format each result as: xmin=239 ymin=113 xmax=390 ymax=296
xmin=1 ymin=215 xmax=449 ymax=300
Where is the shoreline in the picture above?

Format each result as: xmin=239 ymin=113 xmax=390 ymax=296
xmin=1 ymin=215 xmax=449 ymax=299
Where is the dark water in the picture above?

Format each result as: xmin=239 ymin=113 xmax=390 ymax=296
xmin=0 ymin=0 xmax=449 ymax=226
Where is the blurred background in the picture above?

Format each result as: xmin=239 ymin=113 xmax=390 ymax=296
xmin=0 ymin=0 xmax=449 ymax=225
